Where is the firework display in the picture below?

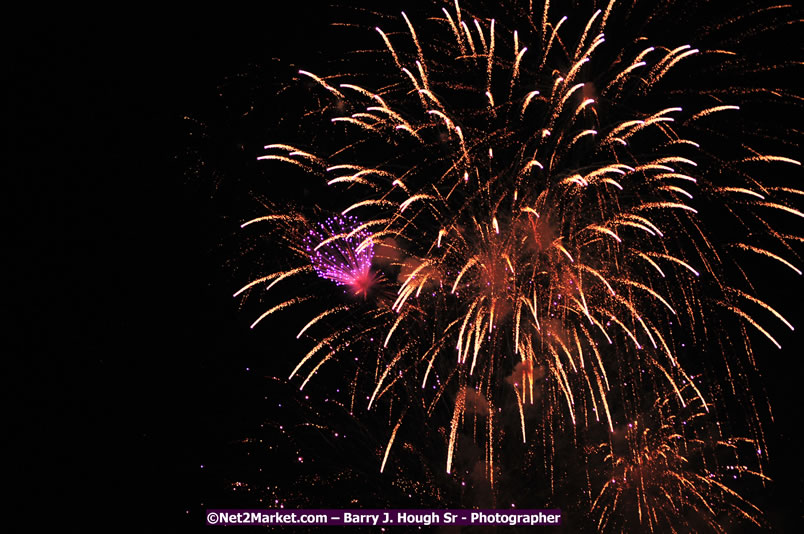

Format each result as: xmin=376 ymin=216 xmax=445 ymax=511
xmin=232 ymin=0 xmax=801 ymax=530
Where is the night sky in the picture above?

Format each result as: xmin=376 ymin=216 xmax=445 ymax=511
xmin=8 ymin=2 xmax=802 ymax=532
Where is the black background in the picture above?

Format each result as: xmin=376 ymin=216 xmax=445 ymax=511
xmin=7 ymin=2 xmax=801 ymax=532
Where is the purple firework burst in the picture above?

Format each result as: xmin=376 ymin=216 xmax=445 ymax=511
xmin=304 ymin=215 xmax=376 ymax=297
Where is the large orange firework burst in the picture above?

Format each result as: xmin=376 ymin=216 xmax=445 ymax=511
xmin=232 ymin=0 xmax=801 ymax=528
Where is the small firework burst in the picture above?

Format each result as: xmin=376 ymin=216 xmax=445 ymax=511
xmin=303 ymin=215 xmax=376 ymax=297
xmin=591 ymin=389 xmax=768 ymax=533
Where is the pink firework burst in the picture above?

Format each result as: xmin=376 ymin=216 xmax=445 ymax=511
xmin=304 ymin=215 xmax=376 ymax=298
